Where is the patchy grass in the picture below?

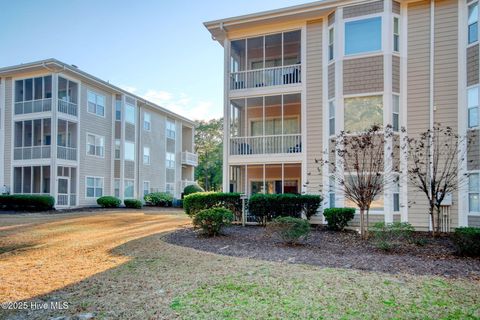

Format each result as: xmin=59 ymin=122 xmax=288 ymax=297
xmin=0 ymin=211 xmax=479 ymax=319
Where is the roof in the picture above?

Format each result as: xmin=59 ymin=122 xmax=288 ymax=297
xmin=0 ymin=58 xmax=196 ymax=126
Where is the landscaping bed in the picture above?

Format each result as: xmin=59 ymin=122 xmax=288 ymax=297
xmin=165 ymin=225 xmax=480 ymax=279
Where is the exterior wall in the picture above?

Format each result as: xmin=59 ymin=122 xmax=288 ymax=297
xmin=343 ymin=55 xmax=384 ymax=95
xmin=343 ymin=0 xmax=384 ymax=19
xmin=467 ymin=44 xmax=479 ymax=87
xmin=328 ymin=63 xmax=335 ymax=99
xmin=3 ymin=78 xmax=12 ymax=190
xmin=392 ymin=55 xmax=400 ymax=93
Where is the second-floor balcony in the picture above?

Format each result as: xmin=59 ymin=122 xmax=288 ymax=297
xmin=181 ymin=151 xmax=198 ymax=167
xmin=14 ymin=146 xmax=51 ymax=160
xmin=58 ymin=99 xmax=77 ymax=117
xmin=230 ymin=64 xmax=301 ymax=90
xmin=230 ymin=134 xmax=301 ymax=156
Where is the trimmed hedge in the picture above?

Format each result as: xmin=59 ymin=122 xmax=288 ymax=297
xmin=183 ymin=192 xmax=242 ymax=218
xmin=452 ymin=227 xmax=480 ymax=257
xmin=247 ymin=194 xmax=322 ymax=225
xmin=370 ymin=222 xmax=415 ymax=251
xmin=192 ymin=208 xmax=234 ymax=236
xmin=183 ymin=184 xmax=204 ymax=197
xmin=0 ymin=195 xmax=55 ymax=211
xmin=144 ymin=192 xmax=173 ymax=207
xmin=323 ymin=208 xmax=355 ymax=231
xmin=268 ymin=216 xmax=311 ymax=245
xmin=97 ymin=196 xmax=121 ymax=208
xmin=124 ymin=199 xmax=143 ymax=209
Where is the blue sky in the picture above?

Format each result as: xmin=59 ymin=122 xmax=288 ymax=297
xmin=0 ymin=0 xmax=308 ymax=120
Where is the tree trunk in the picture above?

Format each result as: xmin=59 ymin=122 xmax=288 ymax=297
xmin=366 ymin=209 xmax=370 ymax=239
xmin=359 ymin=208 xmax=366 ymax=240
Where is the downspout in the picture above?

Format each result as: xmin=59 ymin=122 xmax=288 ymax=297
xmin=429 ymin=0 xmax=435 ymax=231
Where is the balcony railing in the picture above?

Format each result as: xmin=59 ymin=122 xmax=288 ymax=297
xmin=230 ymin=64 xmax=301 ymax=90
xmin=179 ymin=180 xmax=196 ymax=191
xmin=13 ymin=146 xmax=51 ymax=160
xmin=181 ymin=151 xmax=198 ymax=166
xmin=14 ymin=99 xmax=52 ymax=115
xmin=57 ymin=146 xmax=77 ymax=161
xmin=230 ymin=134 xmax=302 ymax=155
xmin=58 ymin=100 xmax=77 ymax=116
xmin=57 ymin=194 xmax=76 ymax=207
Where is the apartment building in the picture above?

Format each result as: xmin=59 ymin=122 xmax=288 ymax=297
xmin=0 ymin=59 xmax=197 ymax=208
xmin=205 ymin=0 xmax=480 ymax=229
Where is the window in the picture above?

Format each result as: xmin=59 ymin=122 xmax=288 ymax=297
xmin=58 ymin=77 xmax=78 ymax=104
xmin=86 ymin=134 xmax=104 ymax=157
xmin=393 ymin=17 xmax=400 ymax=52
xmin=114 ymin=179 xmax=120 ymax=198
xmin=328 ymin=27 xmax=334 ymax=61
xmin=393 ymin=95 xmax=400 ymax=132
xmin=125 ymin=103 xmax=135 ymax=124
xmin=143 ymin=181 xmax=150 ymax=196
xmin=125 ymin=142 xmax=135 ymax=161
xmin=115 ymin=140 xmax=121 ymax=159
xmin=166 ymin=183 xmax=175 ymax=195
xmin=469 ymin=173 xmax=479 ymax=212
xmin=345 ymin=17 xmax=382 ymax=55
xmin=468 ymin=2 xmax=478 ymax=44
xmin=13 ymin=166 xmax=50 ymax=194
xmin=144 ymin=113 xmax=151 ymax=131
xmin=87 ymin=90 xmax=105 ymax=117
xmin=329 ymin=176 xmax=335 ymax=208
xmin=329 ymin=100 xmax=335 ymax=136
xmin=344 ymin=96 xmax=383 ymax=132
xmin=15 ymin=75 xmax=52 ymax=102
xmin=393 ymin=175 xmax=400 ymax=212
xmin=166 ymin=152 xmax=175 ymax=169
xmin=14 ymin=118 xmax=51 ymax=148
xmin=468 ymin=86 xmax=479 ymax=128
xmin=124 ymin=179 xmax=134 ymax=198
xmin=86 ymin=177 xmax=103 ymax=198
xmin=166 ymin=119 xmax=176 ymax=139
xmin=143 ymin=147 xmax=150 ymax=164
xmin=115 ymin=99 xmax=122 ymax=121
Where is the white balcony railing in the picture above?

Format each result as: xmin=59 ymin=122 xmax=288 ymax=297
xmin=181 ymin=151 xmax=198 ymax=166
xmin=13 ymin=146 xmax=51 ymax=160
xmin=179 ymin=180 xmax=196 ymax=191
xmin=58 ymin=100 xmax=78 ymax=116
xmin=57 ymin=146 xmax=77 ymax=161
xmin=57 ymin=194 xmax=76 ymax=207
xmin=14 ymin=98 xmax=52 ymax=115
xmin=230 ymin=134 xmax=302 ymax=156
xmin=230 ymin=64 xmax=301 ymax=90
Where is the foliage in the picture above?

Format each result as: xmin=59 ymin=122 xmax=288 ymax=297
xmin=192 ymin=208 xmax=234 ymax=236
xmin=267 ymin=216 xmax=311 ymax=245
xmin=194 ymin=118 xmax=223 ymax=191
xmin=323 ymin=208 xmax=356 ymax=231
xmin=96 ymin=196 xmax=121 ymax=208
xmin=452 ymin=227 xmax=480 ymax=257
xmin=144 ymin=192 xmax=173 ymax=207
xmin=247 ymin=194 xmax=322 ymax=226
xmin=124 ymin=199 xmax=143 ymax=209
xmin=370 ymin=222 xmax=415 ymax=251
xmin=0 ymin=194 xmax=55 ymax=211
xmin=183 ymin=192 xmax=242 ymax=218
xmin=183 ymin=184 xmax=204 ymax=196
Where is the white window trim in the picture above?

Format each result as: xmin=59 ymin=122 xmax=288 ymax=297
xmin=143 ymin=112 xmax=151 ymax=131
xmin=124 ymin=141 xmax=135 ymax=161
xmin=85 ymin=176 xmax=104 ymax=199
xmin=86 ymin=133 xmax=105 ymax=158
xmin=328 ymin=25 xmax=335 ymax=62
xmin=87 ymin=89 xmax=106 ymax=118
xmin=468 ymin=171 xmax=480 ymax=215
xmin=166 ymin=119 xmax=176 ymax=140
xmin=124 ymin=179 xmax=135 ymax=199
xmin=467 ymin=85 xmax=479 ymax=129
xmin=393 ymin=94 xmax=400 ymax=132
xmin=329 ymin=99 xmax=335 ymax=137
xmin=125 ymin=103 xmax=136 ymax=125
xmin=143 ymin=146 xmax=151 ymax=165
xmin=393 ymin=15 xmax=400 ymax=54
xmin=143 ymin=180 xmax=150 ymax=196
xmin=467 ymin=0 xmax=479 ymax=47
xmin=343 ymin=14 xmax=384 ymax=57
xmin=114 ymin=139 xmax=121 ymax=160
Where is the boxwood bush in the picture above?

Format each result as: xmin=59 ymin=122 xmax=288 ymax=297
xmin=452 ymin=227 xmax=480 ymax=257
xmin=183 ymin=184 xmax=204 ymax=197
xmin=370 ymin=222 xmax=415 ymax=251
xmin=267 ymin=216 xmax=311 ymax=245
xmin=192 ymin=208 xmax=234 ymax=236
xmin=183 ymin=192 xmax=242 ymax=218
xmin=0 ymin=195 xmax=55 ymax=211
xmin=323 ymin=208 xmax=355 ymax=231
xmin=97 ymin=196 xmax=121 ymax=208
xmin=124 ymin=199 xmax=143 ymax=209
xmin=144 ymin=192 xmax=173 ymax=207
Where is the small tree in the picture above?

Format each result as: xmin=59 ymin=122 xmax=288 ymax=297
xmin=403 ymin=123 xmax=471 ymax=236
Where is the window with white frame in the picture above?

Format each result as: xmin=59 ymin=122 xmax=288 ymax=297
xmin=328 ymin=27 xmax=334 ymax=61
xmin=344 ymin=95 xmax=383 ymax=132
xmin=468 ymin=86 xmax=479 ymax=128
xmin=166 ymin=152 xmax=175 ymax=169
xmin=166 ymin=119 xmax=176 ymax=139
xmin=87 ymin=90 xmax=105 ymax=117
xmin=468 ymin=1 xmax=478 ymax=44
xmin=329 ymin=175 xmax=335 ymax=208
xmin=393 ymin=17 xmax=400 ymax=52
xmin=143 ymin=181 xmax=150 ymax=196
xmin=115 ymin=140 xmax=121 ymax=159
xmin=86 ymin=177 xmax=103 ymax=198
xmin=13 ymin=166 xmax=50 ymax=194
xmin=115 ymin=99 xmax=122 ymax=121
xmin=125 ymin=142 xmax=135 ymax=161
xmin=345 ymin=16 xmax=382 ymax=55
xmin=114 ymin=179 xmax=120 ymax=198
xmin=469 ymin=173 xmax=479 ymax=212
xmin=125 ymin=103 xmax=135 ymax=124
xmin=393 ymin=174 xmax=400 ymax=212
xmin=393 ymin=95 xmax=400 ymax=132
xmin=15 ymin=75 xmax=52 ymax=102
xmin=166 ymin=183 xmax=175 ymax=195
xmin=144 ymin=112 xmax=151 ymax=131
xmin=329 ymin=100 xmax=335 ymax=136
xmin=86 ymin=134 xmax=104 ymax=157
xmin=143 ymin=147 xmax=150 ymax=164
xmin=124 ymin=179 xmax=134 ymax=198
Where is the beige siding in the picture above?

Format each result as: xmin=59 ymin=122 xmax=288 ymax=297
xmin=467 ymin=44 xmax=479 ymax=87
xmin=468 ymin=215 xmax=480 ymax=227
xmin=115 ymin=122 xmax=121 ymax=139
xmin=343 ymin=55 xmax=384 ymax=95
xmin=348 ymin=214 xmax=384 ymax=227
xmin=343 ymin=0 xmax=384 ymax=19
xmin=328 ymin=12 xmax=335 ymax=26
xmin=114 ymin=160 xmax=120 ymax=178
xmin=125 ymin=123 xmax=135 ymax=142
xmin=392 ymin=55 xmax=400 ymax=93
xmin=393 ymin=1 xmax=401 ymax=14
xmin=124 ymin=160 xmax=135 ymax=179
xmin=328 ymin=63 xmax=335 ymax=99
xmin=467 ymin=129 xmax=480 ymax=171
xmin=306 ymin=20 xmax=323 ymax=195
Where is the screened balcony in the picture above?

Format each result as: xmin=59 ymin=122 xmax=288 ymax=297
xmin=57 ymin=77 xmax=78 ymax=116
xmin=229 ymin=94 xmax=302 ymax=156
xmin=57 ymin=119 xmax=77 ymax=161
xmin=230 ymin=30 xmax=301 ymax=90
xmin=14 ymin=118 xmax=52 ymax=160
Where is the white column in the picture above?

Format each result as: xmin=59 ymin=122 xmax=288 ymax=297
xmin=222 ymin=37 xmax=231 ymax=192
xmin=400 ymin=2 xmax=409 ymax=222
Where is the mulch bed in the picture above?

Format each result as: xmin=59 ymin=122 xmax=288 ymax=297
xmin=165 ymin=225 xmax=480 ymax=279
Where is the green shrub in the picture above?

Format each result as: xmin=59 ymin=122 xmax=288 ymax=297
xmin=0 ymin=195 xmax=55 ymax=211
xmin=183 ymin=184 xmax=204 ymax=196
xmin=323 ymin=208 xmax=356 ymax=231
xmin=192 ymin=208 xmax=234 ymax=236
xmin=97 ymin=196 xmax=121 ymax=208
xmin=452 ymin=227 xmax=480 ymax=257
xmin=144 ymin=192 xmax=173 ymax=207
xmin=183 ymin=192 xmax=242 ymax=218
xmin=124 ymin=199 xmax=143 ymax=209
xmin=303 ymin=195 xmax=322 ymax=219
xmin=370 ymin=222 xmax=415 ymax=251
xmin=268 ymin=216 xmax=311 ymax=245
